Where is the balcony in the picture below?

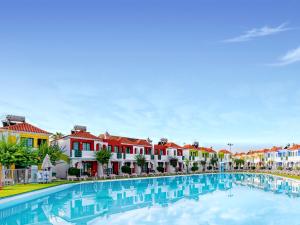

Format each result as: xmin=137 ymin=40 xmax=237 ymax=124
xmin=72 ymin=150 xmax=95 ymax=159
xmin=155 ymin=155 xmax=168 ymax=161
xmin=189 ymin=156 xmax=195 ymax=161
xmin=117 ymin=153 xmax=122 ymax=159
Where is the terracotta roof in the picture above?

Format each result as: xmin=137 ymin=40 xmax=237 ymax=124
xmin=289 ymin=144 xmax=300 ymax=151
xmin=201 ymin=147 xmax=216 ymax=153
xmin=101 ymin=134 xmax=152 ymax=147
xmin=183 ymin=144 xmax=215 ymax=153
xmin=218 ymin=149 xmax=232 ymax=154
xmin=69 ymin=131 xmax=101 ymax=140
xmin=164 ymin=142 xmax=182 ymax=149
xmin=0 ymin=122 xmax=51 ymax=134
xmin=183 ymin=144 xmax=196 ymax=149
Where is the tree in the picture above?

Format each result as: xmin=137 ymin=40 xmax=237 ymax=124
xmin=14 ymin=146 xmax=39 ymax=168
xmin=169 ymin=157 xmax=178 ymax=168
xmin=200 ymin=160 xmax=206 ymax=172
xmin=234 ymin=159 xmax=245 ymax=169
xmin=218 ymin=152 xmax=225 ymax=162
xmin=184 ymin=158 xmax=190 ymax=173
xmin=38 ymin=143 xmax=69 ymax=165
xmin=210 ymin=154 xmax=219 ymax=169
xmin=0 ymin=137 xmax=19 ymax=167
xmin=135 ymin=154 xmax=146 ymax=174
xmin=51 ymin=132 xmax=64 ymax=144
xmin=96 ymin=148 xmax=112 ymax=177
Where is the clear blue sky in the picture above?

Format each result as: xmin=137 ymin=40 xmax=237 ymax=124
xmin=1 ymin=0 xmax=300 ymax=151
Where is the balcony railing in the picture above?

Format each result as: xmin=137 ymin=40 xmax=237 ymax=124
xmin=189 ymin=156 xmax=195 ymax=161
xmin=74 ymin=149 xmax=82 ymax=157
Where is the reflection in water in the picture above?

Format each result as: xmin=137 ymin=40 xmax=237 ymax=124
xmin=1 ymin=174 xmax=300 ymax=225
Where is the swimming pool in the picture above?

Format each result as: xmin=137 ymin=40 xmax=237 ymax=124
xmin=1 ymin=173 xmax=300 ymax=225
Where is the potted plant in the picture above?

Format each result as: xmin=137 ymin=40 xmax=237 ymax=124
xmin=96 ymin=148 xmax=112 ymax=177
xmin=135 ymin=154 xmax=146 ymax=175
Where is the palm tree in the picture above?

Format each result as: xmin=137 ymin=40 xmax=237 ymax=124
xmin=51 ymin=132 xmax=64 ymax=144
xmin=134 ymin=154 xmax=146 ymax=174
xmin=38 ymin=143 xmax=69 ymax=166
xmin=184 ymin=158 xmax=190 ymax=173
xmin=210 ymin=155 xmax=218 ymax=170
xmin=200 ymin=160 xmax=206 ymax=172
xmin=96 ymin=148 xmax=112 ymax=177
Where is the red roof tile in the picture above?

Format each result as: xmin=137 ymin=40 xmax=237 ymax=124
xmin=218 ymin=149 xmax=232 ymax=154
xmin=1 ymin=122 xmax=51 ymax=134
xmin=289 ymin=144 xmax=300 ymax=151
xmin=69 ymin=131 xmax=101 ymax=140
xmin=100 ymin=134 xmax=152 ymax=147
xmin=164 ymin=142 xmax=182 ymax=149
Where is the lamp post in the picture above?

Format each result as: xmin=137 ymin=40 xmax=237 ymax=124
xmin=227 ymin=143 xmax=233 ymax=170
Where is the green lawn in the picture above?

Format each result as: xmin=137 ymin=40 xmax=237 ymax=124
xmin=0 ymin=181 xmax=74 ymax=198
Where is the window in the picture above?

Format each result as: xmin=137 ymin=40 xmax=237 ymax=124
xmin=108 ymin=145 xmax=112 ymax=152
xmin=73 ymin=142 xmax=79 ymax=150
xmin=21 ymin=138 xmax=34 ymax=147
xmin=135 ymin=148 xmax=137 ymax=154
xmin=140 ymin=148 xmax=143 ymax=154
xmin=37 ymin=139 xmax=47 ymax=147
xmin=114 ymin=146 xmax=119 ymax=152
xmin=126 ymin=147 xmax=130 ymax=154
xmin=82 ymin=143 xmax=91 ymax=151
xmin=174 ymin=150 xmax=176 ymax=156
xmin=160 ymin=150 xmax=163 ymax=155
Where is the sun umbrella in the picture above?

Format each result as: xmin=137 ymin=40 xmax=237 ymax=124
xmin=130 ymin=162 xmax=134 ymax=169
xmin=42 ymin=154 xmax=53 ymax=170
xmin=77 ymin=161 xmax=83 ymax=169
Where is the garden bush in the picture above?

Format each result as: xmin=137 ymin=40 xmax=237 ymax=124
xmin=68 ymin=167 xmax=80 ymax=177
xmin=191 ymin=166 xmax=199 ymax=172
xmin=121 ymin=165 xmax=131 ymax=174
xmin=157 ymin=166 xmax=164 ymax=173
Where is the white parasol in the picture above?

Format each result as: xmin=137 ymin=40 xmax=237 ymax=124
xmin=42 ymin=154 xmax=53 ymax=170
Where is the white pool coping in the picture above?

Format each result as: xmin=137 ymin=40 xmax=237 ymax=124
xmin=0 ymin=172 xmax=299 ymax=210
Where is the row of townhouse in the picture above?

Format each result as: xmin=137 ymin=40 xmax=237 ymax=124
xmin=232 ymin=145 xmax=300 ymax=169
xmin=0 ymin=115 xmax=234 ymax=178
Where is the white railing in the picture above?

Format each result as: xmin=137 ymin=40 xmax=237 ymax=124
xmin=72 ymin=150 xmax=96 ymax=159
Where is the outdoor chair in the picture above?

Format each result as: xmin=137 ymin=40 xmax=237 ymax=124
xmin=80 ymin=175 xmax=88 ymax=181
xmin=67 ymin=175 xmax=78 ymax=181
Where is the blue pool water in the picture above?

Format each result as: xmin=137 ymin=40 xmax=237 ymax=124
xmin=1 ymin=173 xmax=300 ymax=225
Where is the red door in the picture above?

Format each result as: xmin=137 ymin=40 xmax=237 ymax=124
xmin=113 ymin=162 xmax=119 ymax=175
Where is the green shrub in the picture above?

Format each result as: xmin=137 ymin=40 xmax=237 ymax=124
xmin=277 ymin=166 xmax=283 ymax=170
xmin=207 ymin=166 xmax=212 ymax=170
xmin=251 ymin=166 xmax=256 ymax=170
xmin=191 ymin=166 xmax=199 ymax=172
xmin=169 ymin=157 xmax=178 ymax=167
xmin=68 ymin=167 xmax=80 ymax=176
xmin=121 ymin=165 xmax=131 ymax=174
xmin=157 ymin=166 xmax=164 ymax=173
